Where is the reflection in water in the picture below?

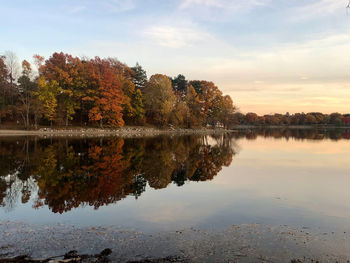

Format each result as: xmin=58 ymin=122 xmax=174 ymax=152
xmin=232 ymin=128 xmax=350 ymax=141
xmin=0 ymin=128 xmax=349 ymax=217
xmin=0 ymin=134 xmax=237 ymax=213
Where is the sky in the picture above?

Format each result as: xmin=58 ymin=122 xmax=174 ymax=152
xmin=1 ymin=0 xmax=350 ymax=114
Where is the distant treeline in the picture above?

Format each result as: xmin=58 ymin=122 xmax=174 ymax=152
xmin=231 ymin=112 xmax=350 ymax=127
xmin=0 ymin=51 xmax=235 ymax=129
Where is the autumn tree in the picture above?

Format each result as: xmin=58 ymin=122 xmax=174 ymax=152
xmin=35 ymin=77 xmax=60 ymax=125
xmin=229 ymin=112 xmax=245 ymax=126
xmin=143 ymin=74 xmax=175 ymax=126
xmin=329 ymin=112 xmax=344 ymax=126
xmin=189 ymin=80 xmax=223 ymax=126
xmin=131 ymin=88 xmax=145 ymax=124
xmin=218 ymin=95 xmax=236 ymax=128
xmin=245 ymin=112 xmax=258 ymax=124
xmin=41 ymin=52 xmax=84 ymax=126
xmin=305 ymin=113 xmax=317 ymax=125
xmin=185 ymin=85 xmax=203 ymax=127
xmin=170 ymin=96 xmax=190 ymax=127
xmin=84 ymin=58 xmax=124 ymax=127
xmin=121 ymin=77 xmax=144 ymax=124
xmin=0 ymin=51 xmax=239 ymax=129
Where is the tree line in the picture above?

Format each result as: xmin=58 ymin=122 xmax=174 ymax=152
xmin=0 ymin=51 xmax=235 ymax=129
xmin=230 ymin=112 xmax=350 ymax=127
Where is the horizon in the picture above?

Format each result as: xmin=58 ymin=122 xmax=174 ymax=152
xmin=1 ymin=0 xmax=350 ymax=115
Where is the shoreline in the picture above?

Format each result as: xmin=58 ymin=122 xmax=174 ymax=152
xmin=0 ymin=126 xmax=232 ymax=138
xmin=0 ymin=125 xmax=348 ymax=138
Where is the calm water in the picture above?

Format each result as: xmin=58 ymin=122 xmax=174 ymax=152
xmin=1 ymin=129 xmax=350 ymax=232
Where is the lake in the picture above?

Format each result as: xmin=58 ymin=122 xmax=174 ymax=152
xmin=1 ymin=129 xmax=350 ymax=232
xmin=1 ymin=129 xmax=350 ymax=261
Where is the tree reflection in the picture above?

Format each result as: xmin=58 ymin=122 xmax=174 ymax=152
xmin=0 ymin=134 xmax=238 ymax=213
xmin=1 ymin=129 xmax=348 ymax=213
xmin=232 ymin=128 xmax=350 ymax=141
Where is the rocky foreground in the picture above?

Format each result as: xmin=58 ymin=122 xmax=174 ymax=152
xmin=1 ymin=222 xmax=350 ymax=263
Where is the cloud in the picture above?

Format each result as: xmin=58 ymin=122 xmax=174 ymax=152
xmin=289 ymin=0 xmax=346 ymax=21
xmin=69 ymin=5 xmax=87 ymax=14
xmin=200 ymin=31 xmax=350 ymax=86
xmin=179 ymin=0 xmax=270 ymax=12
xmin=143 ymin=25 xmax=211 ymax=48
xmin=101 ymin=0 xmax=135 ymax=12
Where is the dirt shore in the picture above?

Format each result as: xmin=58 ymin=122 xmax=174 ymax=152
xmin=1 ymin=222 xmax=349 ymax=262
xmin=0 ymin=127 xmax=232 ymax=138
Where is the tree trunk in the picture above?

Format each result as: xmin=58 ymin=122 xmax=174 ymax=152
xmin=26 ymin=111 xmax=29 ymax=130
xmin=21 ymin=113 xmax=26 ymax=129
xmin=34 ymin=113 xmax=38 ymax=129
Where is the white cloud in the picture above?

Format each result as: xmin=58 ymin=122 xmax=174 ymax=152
xmin=102 ymin=0 xmax=135 ymax=12
xmin=179 ymin=0 xmax=270 ymax=12
xmin=290 ymin=0 xmax=346 ymax=21
xmin=143 ymin=25 xmax=211 ymax=48
xmin=69 ymin=5 xmax=87 ymax=14
xmin=198 ymin=31 xmax=350 ymax=85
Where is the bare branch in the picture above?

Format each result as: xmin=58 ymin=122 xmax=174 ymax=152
xmin=4 ymin=51 xmax=20 ymax=83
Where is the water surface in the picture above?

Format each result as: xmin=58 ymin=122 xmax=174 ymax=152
xmin=1 ymin=129 xmax=350 ymax=233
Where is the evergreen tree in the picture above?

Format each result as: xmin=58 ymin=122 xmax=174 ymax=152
xmin=171 ymin=74 xmax=188 ymax=95
xmin=131 ymin=63 xmax=147 ymax=92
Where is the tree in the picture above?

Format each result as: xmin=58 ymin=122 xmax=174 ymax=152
xmin=0 ymin=56 xmax=9 ymax=124
xmin=4 ymin=51 xmax=20 ymax=88
xmin=41 ymin=52 xmax=83 ymax=126
xmin=329 ymin=112 xmax=343 ymax=126
xmin=131 ymin=88 xmax=145 ymax=124
xmin=230 ymin=112 xmax=245 ymax=125
xmin=35 ymin=77 xmax=60 ymax=125
xmin=85 ymin=58 xmax=124 ymax=127
xmin=33 ymin=54 xmax=44 ymax=74
xmin=17 ymin=60 xmax=36 ymax=128
xmin=185 ymin=85 xmax=203 ymax=127
xmin=218 ymin=95 xmax=235 ymax=128
xmin=305 ymin=113 xmax=317 ymax=125
xmin=245 ymin=112 xmax=258 ymax=124
xmin=189 ymin=80 xmax=223 ymax=126
xmin=171 ymin=74 xmax=188 ymax=95
xmin=144 ymin=74 xmax=175 ymax=126
xmin=121 ymin=78 xmax=136 ymax=123
xmin=170 ymin=97 xmax=190 ymax=127
xmin=131 ymin=63 xmax=147 ymax=92
xmin=121 ymin=77 xmax=144 ymax=124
